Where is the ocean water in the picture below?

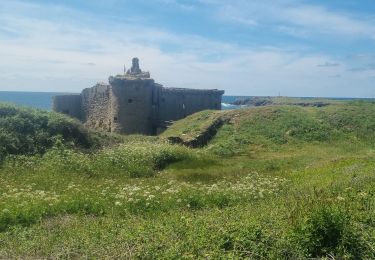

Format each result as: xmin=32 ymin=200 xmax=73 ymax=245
xmin=1 ymin=91 xmax=368 ymax=111
xmin=221 ymin=96 xmax=250 ymax=103
xmin=0 ymin=91 xmax=248 ymax=111
xmin=221 ymin=96 xmax=251 ymax=110
xmin=0 ymin=91 xmax=70 ymax=110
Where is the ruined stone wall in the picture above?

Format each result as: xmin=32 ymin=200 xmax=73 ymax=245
xmin=52 ymin=94 xmax=82 ymax=120
xmin=81 ymin=83 xmax=111 ymax=132
xmin=110 ymin=77 xmax=155 ymax=135
xmin=157 ymin=88 xmax=224 ymax=122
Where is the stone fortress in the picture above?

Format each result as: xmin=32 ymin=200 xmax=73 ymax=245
xmin=53 ymin=58 xmax=224 ymax=135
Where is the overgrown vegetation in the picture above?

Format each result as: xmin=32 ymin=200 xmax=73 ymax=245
xmin=163 ymin=104 xmax=375 ymax=156
xmin=0 ymin=101 xmax=375 ymax=258
xmin=0 ymin=104 xmax=97 ymax=161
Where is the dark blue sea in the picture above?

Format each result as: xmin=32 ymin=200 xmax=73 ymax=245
xmin=0 ymin=91 xmax=371 ymax=111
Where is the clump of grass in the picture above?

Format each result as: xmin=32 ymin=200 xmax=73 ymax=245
xmin=293 ymin=205 xmax=367 ymax=259
xmin=91 ymin=142 xmax=192 ymax=177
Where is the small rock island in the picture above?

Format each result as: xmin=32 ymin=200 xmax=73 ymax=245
xmin=53 ymin=58 xmax=224 ymax=135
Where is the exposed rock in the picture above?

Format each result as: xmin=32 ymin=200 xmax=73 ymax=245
xmin=230 ymin=97 xmax=331 ymax=107
xmin=231 ymin=97 xmax=273 ymax=106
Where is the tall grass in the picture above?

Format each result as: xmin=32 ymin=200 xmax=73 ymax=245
xmin=3 ymin=140 xmax=193 ymax=178
xmin=0 ymin=102 xmax=374 ymax=258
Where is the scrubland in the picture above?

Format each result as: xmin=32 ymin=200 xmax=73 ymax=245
xmin=0 ymin=101 xmax=374 ymax=259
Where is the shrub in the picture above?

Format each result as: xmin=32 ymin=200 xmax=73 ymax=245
xmin=0 ymin=104 xmax=96 ymax=161
xmin=294 ymin=205 xmax=367 ymax=259
xmin=219 ymin=224 xmax=280 ymax=259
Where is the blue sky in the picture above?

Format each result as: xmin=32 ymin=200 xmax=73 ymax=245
xmin=0 ymin=0 xmax=374 ymax=97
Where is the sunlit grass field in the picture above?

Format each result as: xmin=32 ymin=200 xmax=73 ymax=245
xmin=0 ymin=102 xmax=374 ymax=259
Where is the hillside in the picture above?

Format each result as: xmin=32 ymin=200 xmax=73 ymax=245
xmin=0 ymin=102 xmax=375 ymax=259
xmin=162 ymin=103 xmax=375 ymax=151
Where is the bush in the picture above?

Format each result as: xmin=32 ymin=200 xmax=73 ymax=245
xmin=294 ymin=205 xmax=367 ymax=259
xmin=0 ymin=104 xmax=96 ymax=161
xmin=219 ymin=224 xmax=282 ymax=259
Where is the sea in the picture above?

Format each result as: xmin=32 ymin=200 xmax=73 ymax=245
xmin=0 ymin=91 xmax=248 ymax=111
xmin=0 ymin=91 xmax=64 ymax=111
xmin=0 ymin=91 xmax=372 ymax=111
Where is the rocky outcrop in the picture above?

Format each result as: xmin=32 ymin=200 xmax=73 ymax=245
xmin=230 ymin=97 xmax=331 ymax=107
xmin=231 ymin=97 xmax=273 ymax=106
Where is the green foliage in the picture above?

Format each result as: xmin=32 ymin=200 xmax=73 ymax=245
xmin=0 ymin=102 xmax=375 ymax=258
xmin=321 ymin=104 xmax=375 ymax=139
xmin=0 ymin=104 xmax=96 ymax=162
xmin=161 ymin=110 xmax=221 ymax=143
xmin=3 ymin=141 xmax=193 ymax=178
xmin=203 ymin=104 xmax=375 ymax=156
xmin=293 ymin=205 xmax=367 ymax=259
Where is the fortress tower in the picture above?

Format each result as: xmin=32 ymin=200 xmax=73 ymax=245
xmin=109 ymin=58 xmax=155 ymax=134
xmin=53 ymin=58 xmax=224 ymax=135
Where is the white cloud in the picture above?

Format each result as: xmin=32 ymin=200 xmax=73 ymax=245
xmin=0 ymin=0 xmax=373 ymax=97
xmin=205 ymin=0 xmax=375 ymax=40
xmin=284 ymin=5 xmax=375 ymax=38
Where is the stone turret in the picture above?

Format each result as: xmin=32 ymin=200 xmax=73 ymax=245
xmin=129 ymin=57 xmax=141 ymax=74
xmin=124 ymin=57 xmax=150 ymax=79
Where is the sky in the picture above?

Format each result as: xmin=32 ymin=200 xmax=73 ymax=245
xmin=0 ymin=0 xmax=374 ymax=97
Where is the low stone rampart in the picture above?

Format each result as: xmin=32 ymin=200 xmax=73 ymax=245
xmin=53 ymin=94 xmax=82 ymax=120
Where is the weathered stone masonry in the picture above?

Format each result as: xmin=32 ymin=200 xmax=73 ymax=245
xmin=53 ymin=58 xmax=224 ymax=135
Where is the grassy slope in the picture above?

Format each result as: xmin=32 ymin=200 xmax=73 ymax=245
xmin=1 ymin=102 xmax=375 ymax=258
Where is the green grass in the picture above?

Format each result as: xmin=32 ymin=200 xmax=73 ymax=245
xmin=0 ymin=102 xmax=375 ymax=258
xmin=160 ymin=109 xmax=223 ymax=143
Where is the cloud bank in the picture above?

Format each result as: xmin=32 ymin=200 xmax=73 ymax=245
xmin=0 ymin=0 xmax=374 ymax=98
